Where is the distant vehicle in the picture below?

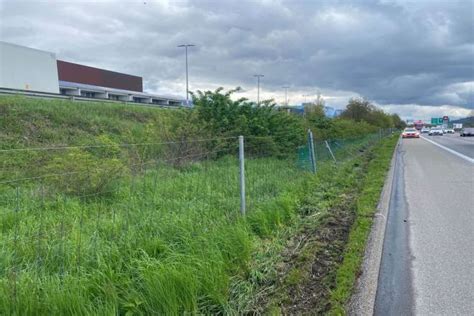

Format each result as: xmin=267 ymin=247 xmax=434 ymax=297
xmin=460 ymin=128 xmax=474 ymax=137
xmin=453 ymin=123 xmax=463 ymax=130
xmin=402 ymin=128 xmax=420 ymax=138
xmin=421 ymin=127 xmax=430 ymax=133
xmin=429 ymin=128 xmax=444 ymax=136
xmin=414 ymin=120 xmax=424 ymax=130
xmin=444 ymin=128 xmax=455 ymax=134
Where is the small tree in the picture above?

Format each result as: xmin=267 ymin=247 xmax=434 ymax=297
xmin=191 ymin=87 xmax=306 ymax=155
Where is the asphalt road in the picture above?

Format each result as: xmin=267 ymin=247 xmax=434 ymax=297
xmin=422 ymin=133 xmax=474 ymax=159
xmin=374 ymin=135 xmax=474 ymax=315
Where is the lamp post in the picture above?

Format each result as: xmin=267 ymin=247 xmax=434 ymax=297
xmin=283 ymin=86 xmax=289 ymax=106
xmin=177 ymin=44 xmax=195 ymax=106
xmin=254 ymin=74 xmax=264 ymax=105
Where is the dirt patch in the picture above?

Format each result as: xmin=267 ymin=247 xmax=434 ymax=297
xmin=276 ymin=193 xmax=357 ymax=315
xmin=255 ymin=155 xmax=374 ymax=314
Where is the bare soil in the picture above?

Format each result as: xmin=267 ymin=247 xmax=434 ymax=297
xmin=278 ymin=193 xmax=357 ymax=315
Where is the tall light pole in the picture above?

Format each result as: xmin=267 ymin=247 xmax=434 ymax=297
xmin=283 ymin=86 xmax=290 ymax=106
xmin=177 ymin=44 xmax=195 ymax=106
xmin=254 ymin=74 xmax=264 ymax=105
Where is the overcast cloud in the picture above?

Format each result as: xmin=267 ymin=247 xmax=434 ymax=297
xmin=1 ymin=0 xmax=473 ymax=120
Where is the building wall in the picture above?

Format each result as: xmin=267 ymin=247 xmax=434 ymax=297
xmin=0 ymin=41 xmax=60 ymax=93
xmin=57 ymin=60 xmax=143 ymax=92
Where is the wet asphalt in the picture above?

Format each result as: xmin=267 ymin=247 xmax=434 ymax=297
xmin=374 ymin=135 xmax=474 ymax=315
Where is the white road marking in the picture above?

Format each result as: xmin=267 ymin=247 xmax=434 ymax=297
xmin=420 ymin=136 xmax=474 ymax=164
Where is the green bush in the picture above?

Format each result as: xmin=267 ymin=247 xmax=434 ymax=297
xmin=192 ymin=88 xmax=306 ymax=154
xmin=44 ymin=148 xmax=126 ymax=196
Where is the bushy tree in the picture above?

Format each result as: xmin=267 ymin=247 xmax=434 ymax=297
xmin=390 ymin=113 xmax=406 ymax=129
xmin=340 ymin=97 xmax=400 ymax=128
xmin=191 ymin=87 xmax=306 ymax=155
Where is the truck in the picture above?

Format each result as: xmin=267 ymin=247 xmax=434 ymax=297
xmin=453 ymin=123 xmax=463 ymax=130
xmin=414 ymin=120 xmax=424 ymax=131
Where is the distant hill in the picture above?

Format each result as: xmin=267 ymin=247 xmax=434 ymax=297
xmin=451 ymin=116 xmax=474 ymax=127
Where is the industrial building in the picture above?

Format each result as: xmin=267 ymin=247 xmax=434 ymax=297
xmin=0 ymin=41 xmax=185 ymax=106
xmin=0 ymin=41 xmax=60 ymax=93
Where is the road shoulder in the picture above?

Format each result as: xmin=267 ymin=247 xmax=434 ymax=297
xmin=348 ymin=139 xmax=400 ymax=315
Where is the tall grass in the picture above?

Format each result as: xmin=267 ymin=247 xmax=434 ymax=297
xmin=0 ymin=96 xmax=391 ymax=314
xmin=0 ymin=154 xmax=311 ymax=315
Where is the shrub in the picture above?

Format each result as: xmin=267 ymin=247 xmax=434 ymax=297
xmin=44 ymin=148 xmax=126 ymax=196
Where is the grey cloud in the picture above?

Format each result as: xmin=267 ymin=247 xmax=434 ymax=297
xmin=0 ymin=0 xmax=473 ymax=111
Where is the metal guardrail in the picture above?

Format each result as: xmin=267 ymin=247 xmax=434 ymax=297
xmin=0 ymin=87 xmax=186 ymax=110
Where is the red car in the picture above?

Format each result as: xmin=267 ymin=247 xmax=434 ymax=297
xmin=402 ymin=128 xmax=420 ymax=138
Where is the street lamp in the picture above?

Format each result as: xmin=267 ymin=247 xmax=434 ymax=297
xmin=283 ymin=86 xmax=290 ymax=106
xmin=177 ymin=44 xmax=195 ymax=106
xmin=254 ymin=74 xmax=264 ymax=105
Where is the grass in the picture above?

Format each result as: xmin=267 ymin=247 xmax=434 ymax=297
xmin=0 ymin=147 xmax=376 ymax=314
xmin=329 ymin=135 xmax=399 ymax=314
xmin=226 ymin=143 xmax=378 ymax=314
xmin=0 ymin=155 xmax=310 ymax=315
xmin=230 ymin=135 xmax=399 ymax=314
xmin=0 ymin=95 xmax=395 ymax=314
xmin=0 ymin=95 xmax=182 ymax=148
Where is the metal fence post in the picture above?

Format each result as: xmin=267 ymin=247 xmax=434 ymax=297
xmin=325 ymin=140 xmax=337 ymax=163
xmin=239 ymin=135 xmax=246 ymax=216
xmin=308 ymin=129 xmax=316 ymax=173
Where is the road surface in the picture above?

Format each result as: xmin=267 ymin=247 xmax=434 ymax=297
xmin=374 ymin=134 xmax=474 ymax=315
xmin=421 ymin=133 xmax=474 ymax=159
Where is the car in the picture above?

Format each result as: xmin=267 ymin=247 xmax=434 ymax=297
xmin=402 ymin=128 xmax=420 ymax=138
xmin=444 ymin=128 xmax=455 ymax=134
xmin=460 ymin=127 xmax=474 ymax=137
xmin=421 ymin=127 xmax=430 ymax=133
xmin=429 ymin=128 xmax=444 ymax=136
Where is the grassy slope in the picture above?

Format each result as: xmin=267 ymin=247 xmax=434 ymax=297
xmin=0 ymin=96 xmax=181 ymax=148
xmin=0 ymin=96 xmax=397 ymax=314
xmin=239 ymin=157 xmax=366 ymax=314
xmin=240 ymin=135 xmax=399 ymax=314
xmin=1 ymin=157 xmax=306 ymax=315
xmin=0 ymin=96 xmax=310 ymax=314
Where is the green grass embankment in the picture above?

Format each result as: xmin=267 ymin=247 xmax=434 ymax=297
xmin=241 ymin=135 xmax=398 ymax=314
xmin=0 ymin=96 xmax=397 ymax=314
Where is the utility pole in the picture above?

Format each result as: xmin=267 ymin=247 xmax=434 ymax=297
xmin=254 ymin=74 xmax=264 ymax=105
xmin=283 ymin=86 xmax=289 ymax=106
xmin=177 ymin=44 xmax=195 ymax=106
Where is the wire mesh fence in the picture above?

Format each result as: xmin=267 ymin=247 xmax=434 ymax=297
xmin=0 ymin=128 xmax=395 ymax=313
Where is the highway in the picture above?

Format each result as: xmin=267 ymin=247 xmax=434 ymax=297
xmin=422 ymin=133 xmax=474 ymax=159
xmin=374 ymin=133 xmax=474 ymax=315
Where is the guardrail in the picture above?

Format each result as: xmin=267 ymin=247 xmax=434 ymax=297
xmin=0 ymin=87 xmax=186 ymax=110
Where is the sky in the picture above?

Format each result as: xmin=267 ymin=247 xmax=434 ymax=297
xmin=0 ymin=0 xmax=473 ymax=121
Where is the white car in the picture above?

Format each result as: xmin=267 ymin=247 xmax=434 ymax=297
xmin=402 ymin=128 xmax=420 ymax=138
xmin=421 ymin=127 xmax=430 ymax=133
xmin=429 ymin=128 xmax=444 ymax=136
xmin=444 ymin=128 xmax=455 ymax=134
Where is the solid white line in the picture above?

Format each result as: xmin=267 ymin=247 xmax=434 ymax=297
xmin=420 ymin=136 xmax=474 ymax=164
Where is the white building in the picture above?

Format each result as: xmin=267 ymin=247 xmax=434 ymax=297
xmin=0 ymin=41 xmax=60 ymax=93
xmin=0 ymin=41 xmax=185 ymax=106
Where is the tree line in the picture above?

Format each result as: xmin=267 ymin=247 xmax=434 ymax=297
xmin=188 ymin=88 xmax=404 ymax=151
